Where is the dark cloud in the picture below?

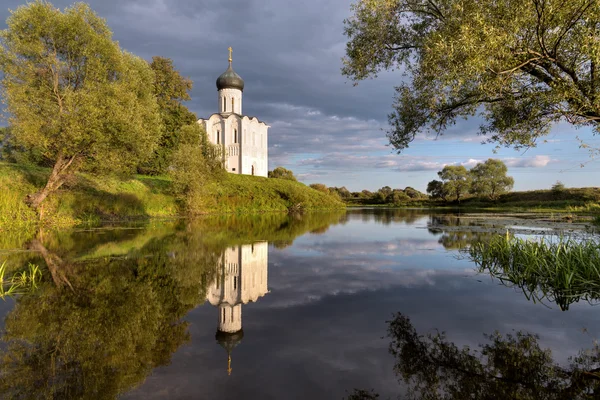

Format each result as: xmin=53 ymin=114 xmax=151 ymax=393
xmin=1 ymin=0 xmax=588 ymax=189
xmin=0 ymin=0 xmax=400 ymax=164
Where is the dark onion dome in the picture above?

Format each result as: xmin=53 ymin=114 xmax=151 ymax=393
xmin=216 ymin=329 xmax=244 ymax=376
xmin=216 ymin=329 xmax=244 ymax=353
xmin=216 ymin=62 xmax=244 ymax=92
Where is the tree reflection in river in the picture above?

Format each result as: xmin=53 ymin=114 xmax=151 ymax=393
xmin=0 ymin=236 xmax=220 ymax=399
xmin=0 ymin=211 xmax=348 ymax=398
xmin=348 ymin=313 xmax=600 ymax=400
xmin=428 ymin=215 xmax=496 ymax=250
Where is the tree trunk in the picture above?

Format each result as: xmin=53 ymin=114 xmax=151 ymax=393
xmin=29 ymin=239 xmax=74 ymax=290
xmin=26 ymin=153 xmax=76 ymax=211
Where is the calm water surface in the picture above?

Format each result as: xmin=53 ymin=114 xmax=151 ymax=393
xmin=1 ymin=209 xmax=599 ymax=399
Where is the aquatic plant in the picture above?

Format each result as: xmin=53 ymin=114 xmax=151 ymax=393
xmin=0 ymin=261 xmax=42 ymax=299
xmin=469 ymin=232 xmax=600 ymax=310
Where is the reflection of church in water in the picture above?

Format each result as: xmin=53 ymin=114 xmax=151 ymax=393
xmin=206 ymin=242 xmax=269 ymax=375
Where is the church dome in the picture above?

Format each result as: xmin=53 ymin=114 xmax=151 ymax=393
xmin=216 ymin=329 xmax=244 ymax=352
xmin=216 ymin=63 xmax=244 ymax=92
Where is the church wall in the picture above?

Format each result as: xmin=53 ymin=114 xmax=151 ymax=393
xmin=240 ymin=119 xmax=269 ymax=177
xmin=218 ymin=304 xmax=242 ymax=333
xmin=219 ymin=88 xmax=243 ymax=114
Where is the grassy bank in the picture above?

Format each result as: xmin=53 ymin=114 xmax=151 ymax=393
xmin=0 ymin=162 xmax=344 ymax=231
xmin=346 ymin=187 xmax=600 ymax=213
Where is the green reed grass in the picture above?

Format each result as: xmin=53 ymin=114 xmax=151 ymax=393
xmin=469 ymin=232 xmax=600 ymax=310
xmin=0 ymin=261 xmax=43 ymax=299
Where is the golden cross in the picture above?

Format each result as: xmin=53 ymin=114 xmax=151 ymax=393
xmin=228 ymin=47 xmax=233 ymax=63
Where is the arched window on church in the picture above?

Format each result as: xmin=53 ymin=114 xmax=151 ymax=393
xmin=232 ymin=98 xmax=235 ymax=113
xmin=217 ymin=131 xmax=220 ymax=144
xmin=234 ymin=129 xmax=238 ymax=144
xmin=222 ymin=308 xmax=225 ymax=323
xmin=222 ymin=97 xmax=226 ymax=112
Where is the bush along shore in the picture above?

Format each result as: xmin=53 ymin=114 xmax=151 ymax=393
xmin=0 ymin=162 xmax=345 ymax=232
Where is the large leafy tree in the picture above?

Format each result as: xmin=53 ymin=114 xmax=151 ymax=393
xmin=140 ymin=56 xmax=198 ymax=175
xmin=438 ymin=165 xmax=471 ymax=202
xmin=470 ymin=158 xmax=515 ymax=199
xmin=0 ymin=1 xmax=162 ymax=210
xmin=268 ymin=166 xmax=297 ymax=181
xmin=342 ymin=0 xmax=600 ymax=152
xmin=426 ymin=179 xmax=447 ymax=200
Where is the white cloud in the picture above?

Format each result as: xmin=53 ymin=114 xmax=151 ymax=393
xmin=505 ymin=155 xmax=553 ymax=168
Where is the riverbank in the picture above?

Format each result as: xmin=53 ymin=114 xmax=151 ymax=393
xmin=0 ymin=162 xmax=344 ymax=232
xmin=346 ymin=187 xmax=600 ymax=215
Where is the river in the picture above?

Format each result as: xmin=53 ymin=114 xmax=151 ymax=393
xmin=1 ymin=208 xmax=599 ymax=399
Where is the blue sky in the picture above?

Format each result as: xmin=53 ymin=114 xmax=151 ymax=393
xmin=1 ymin=0 xmax=599 ymax=192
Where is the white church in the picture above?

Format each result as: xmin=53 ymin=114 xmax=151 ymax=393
xmin=198 ymin=48 xmax=270 ymax=177
xmin=206 ymin=242 xmax=269 ymax=375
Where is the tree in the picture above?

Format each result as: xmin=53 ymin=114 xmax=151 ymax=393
xmin=389 ymin=189 xmax=410 ymax=204
xmin=330 ymin=186 xmax=352 ymax=199
xmin=404 ymin=186 xmax=425 ymax=199
xmin=426 ymin=180 xmax=447 ymax=200
xmin=0 ymin=1 xmax=161 ymax=210
xmin=169 ymin=123 xmax=223 ymax=214
xmin=438 ymin=166 xmax=471 ymax=202
xmin=470 ymin=159 xmax=514 ymax=199
xmin=309 ymin=183 xmax=329 ymax=193
xmin=268 ymin=166 xmax=297 ymax=181
xmin=552 ymin=181 xmax=566 ymax=192
xmin=342 ymin=0 xmax=600 ymax=153
xmin=139 ymin=56 xmax=197 ymax=175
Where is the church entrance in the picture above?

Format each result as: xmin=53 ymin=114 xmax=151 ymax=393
xmin=251 ymin=165 xmax=255 ymax=176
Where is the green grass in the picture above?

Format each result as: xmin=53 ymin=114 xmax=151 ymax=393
xmin=198 ymin=173 xmax=344 ymax=214
xmin=469 ymin=232 xmax=600 ymax=310
xmin=0 ymin=261 xmax=42 ymax=299
xmin=0 ymin=162 xmax=344 ymax=232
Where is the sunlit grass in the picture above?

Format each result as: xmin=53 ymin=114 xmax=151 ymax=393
xmin=469 ymin=232 xmax=600 ymax=310
xmin=0 ymin=261 xmax=43 ymax=299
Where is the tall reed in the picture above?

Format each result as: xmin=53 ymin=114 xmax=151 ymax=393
xmin=469 ymin=232 xmax=600 ymax=310
xmin=0 ymin=261 xmax=42 ymax=299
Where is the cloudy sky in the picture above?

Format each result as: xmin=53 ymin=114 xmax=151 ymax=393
xmin=1 ymin=0 xmax=600 ymax=192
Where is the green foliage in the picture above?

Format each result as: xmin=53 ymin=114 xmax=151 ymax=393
xmin=0 ymin=261 xmax=42 ymax=299
xmin=0 ymin=1 xmax=162 ymax=209
xmin=404 ymin=186 xmax=425 ymax=199
xmin=329 ymin=186 xmax=352 ymax=199
xmin=470 ymin=159 xmax=514 ymax=200
xmin=138 ymin=56 xmax=198 ymax=175
xmin=199 ymin=173 xmax=345 ymax=214
xmin=389 ymin=189 xmax=410 ymax=205
xmin=552 ymin=181 xmax=567 ymax=193
xmin=438 ymin=165 xmax=471 ymax=202
xmin=268 ymin=166 xmax=297 ymax=181
xmin=169 ymin=124 xmax=224 ymax=214
xmin=343 ymin=0 xmax=600 ymax=152
xmin=470 ymin=233 xmax=600 ymax=310
xmin=309 ymin=183 xmax=329 ymax=193
xmin=426 ymin=179 xmax=447 ymax=200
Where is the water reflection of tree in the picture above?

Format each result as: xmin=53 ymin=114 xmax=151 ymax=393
xmin=427 ymin=215 xmax=496 ymax=250
xmin=347 ymin=208 xmax=430 ymax=226
xmin=0 ymin=234 xmax=220 ymax=399
xmin=348 ymin=313 xmax=600 ymax=400
xmin=0 ymin=211 xmax=349 ymax=398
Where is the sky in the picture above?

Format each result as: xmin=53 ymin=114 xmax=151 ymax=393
xmin=1 ymin=0 xmax=599 ymax=192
